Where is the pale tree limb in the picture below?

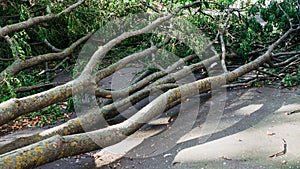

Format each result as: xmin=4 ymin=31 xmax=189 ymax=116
xmin=1 ymin=2 xmax=299 ymax=168
xmin=0 ymin=44 xmax=156 ymax=126
xmin=0 ymin=83 xmax=177 ymax=155
xmin=0 ymin=31 xmax=93 ymax=82
xmin=39 ymin=56 xmax=70 ymax=74
xmin=2 ymin=44 xmax=202 ymax=154
xmin=96 ymin=53 xmax=198 ymax=97
xmin=94 ymin=126 xmax=165 ymax=167
xmin=0 ymin=22 xmax=298 ymax=169
xmin=0 ymin=1 xmax=205 ymax=127
xmin=0 ymin=1 xmax=211 ymax=153
xmin=256 ymin=68 xmax=283 ymax=79
xmin=0 ymin=58 xmax=14 ymax=61
xmin=0 ymin=83 xmax=182 ymax=169
xmin=87 ymin=15 xmax=174 ymax=77
xmin=0 ymin=0 xmax=85 ymax=37
xmin=267 ymin=52 xmax=300 ymax=68
xmin=95 ymin=54 xmax=219 ymax=99
xmin=272 ymin=51 xmax=300 ymax=58
xmin=222 ymin=78 xmax=258 ymax=88
xmin=0 ymin=26 xmax=18 ymax=60
xmin=129 ymin=53 xmax=198 ymax=85
xmin=274 ymin=55 xmax=299 ymax=67
xmin=219 ymin=9 xmax=232 ymax=73
xmin=277 ymin=3 xmax=293 ymax=27
xmin=86 ymin=0 xmax=204 ymax=77
xmin=130 ymin=69 xmax=155 ymax=85
xmin=95 ymin=46 xmax=158 ymax=82
xmin=43 ymin=38 xmax=63 ymax=52
xmin=278 ymin=58 xmax=300 ymax=74
xmin=1 ymin=49 xmax=202 ymax=153
xmin=149 ymin=54 xmax=219 ymax=87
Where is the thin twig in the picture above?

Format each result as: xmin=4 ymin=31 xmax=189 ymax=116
xmin=15 ymin=82 xmax=66 ymax=93
xmin=277 ymin=3 xmax=293 ymax=27
xmin=0 ymin=58 xmax=14 ymax=61
xmin=273 ymin=55 xmax=299 ymax=67
xmin=38 ymin=57 xmax=70 ymax=76
xmin=0 ymin=26 xmax=18 ymax=60
xmin=272 ymin=50 xmax=300 ymax=57
xmin=43 ymin=38 xmax=63 ymax=52
xmin=222 ymin=78 xmax=258 ymax=88
xmin=285 ymin=109 xmax=300 ymax=115
xmin=278 ymin=58 xmax=300 ymax=74
xmin=140 ymin=1 xmax=159 ymax=13
xmin=256 ymin=68 xmax=283 ymax=79
xmin=131 ymin=69 xmax=154 ymax=85
xmin=269 ymin=139 xmax=287 ymax=158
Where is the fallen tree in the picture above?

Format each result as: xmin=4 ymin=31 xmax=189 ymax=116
xmin=0 ymin=0 xmax=300 ymax=168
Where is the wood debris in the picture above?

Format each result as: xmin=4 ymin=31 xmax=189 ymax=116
xmin=285 ymin=109 xmax=300 ymax=115
xmin=269 ymin=139 xmax=287 ymax=158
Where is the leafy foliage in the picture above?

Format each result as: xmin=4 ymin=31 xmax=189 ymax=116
xmin=1 ymin=0 xmax=300 ymax=129
xmin=282 ymin=70 xmax=300 ymax=87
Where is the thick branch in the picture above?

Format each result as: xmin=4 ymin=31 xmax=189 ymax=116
xmin=0 ymin=10 xmax=298 ymax=169
xmin=83 ymin=15 xmax=174 ymax=76
xmin=0 ymin=0 xmax=84 ymax=37
xmin=0 ymin=31 xmax=93 ymax=82
xmin=0 ymin=36 xmax=159 ymax=126
xmin=95 ymin=46 xmax=158 ymax=82
xmin=219 ymin=12 xmax=231 ymax=72
xmin=84 ymin=0 xmax=204 ymax=77
xmin=0 ymin=84 xmax=177 ymax=154
xmin=95 ymin=53 xmax=201 ymax=98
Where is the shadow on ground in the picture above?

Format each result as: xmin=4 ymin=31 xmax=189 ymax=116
xmin=33 ymin=86 xmax=300 ymax=169
xmin=1 ymin=65 xmax=299 ymax=169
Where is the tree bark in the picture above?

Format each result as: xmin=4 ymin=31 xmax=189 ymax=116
xmin=0 ymin=31 xmax=93 ymax=82
xmin=1 ymin=24 xmax=297 ymax=166
xmin=1 ymin=1 xmax=299 ymax=168
xmin=0 ymin=0 xmax=85 ymax=37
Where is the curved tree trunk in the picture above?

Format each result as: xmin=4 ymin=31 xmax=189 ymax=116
xmin=0 ymin=0 xmax=299 ymax=168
